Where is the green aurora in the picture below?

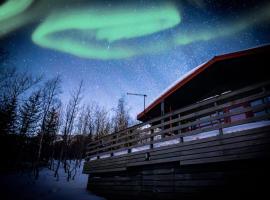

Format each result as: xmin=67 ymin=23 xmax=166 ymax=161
xmin=1 ymin=0 xmax=270 ymax=60
xmin=31 ymin=3 xmax=181 ymax=59
xmin=0 ymin=0 xmax=34 ymax=36
xmin=0 ymin=0 xmax=32 ymax=22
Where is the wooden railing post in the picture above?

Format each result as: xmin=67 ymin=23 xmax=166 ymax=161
xmin=128 ymin=130 xmax=132 ymax=154
xmin=178 ymin=113 xmax=183 ymax=142
xmin=85 ymin=81 xmax=270 ymax=161
xmin=111 ymin=135 xmax=116 ymax=153
xmin=96 ymin=140 xmax=100 ymax=159
xmin=161 ymin=100 xmax=165 ymax=138
xmin=150 ymin=128 xmax=154 ymax=149
xmin=262 ymin=87 xmax=269 ymax=115
xmin=262 ymin=86 xmax=266 ymax=94
xmin=215 ymin=102 xmax=223 ymax=135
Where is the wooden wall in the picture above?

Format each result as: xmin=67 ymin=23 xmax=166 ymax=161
xmin=86 ymin=125 xmax=270 ymax=199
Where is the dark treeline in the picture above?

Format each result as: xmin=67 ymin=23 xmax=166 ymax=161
xmin=0 ymin=49 xmax=133 ymax=180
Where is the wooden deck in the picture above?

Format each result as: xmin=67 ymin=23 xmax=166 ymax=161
xmin=83 ymin=81 xmax=270 ymax=199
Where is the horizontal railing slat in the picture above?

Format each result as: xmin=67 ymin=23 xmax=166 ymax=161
xmin=86 ymin=81 xmax=270 ymax=159
xmin=87 ymin=112 xmax=270 ymax=156
xmin=87 ymin=92 xmax=270 ymax=155
xmin=87 ymin=80 xmax=270 ymax=147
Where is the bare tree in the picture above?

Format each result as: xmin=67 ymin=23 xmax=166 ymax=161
xmin=83 ymin=104 xmax=98 ymax=142
xmin=94 ymin=105 xmax=111 ymax=138
xmin=112 ymin=96 xmax=131 ymax=133
xmin=54 ymin=81 xmax=83 ymax=181
xmin=69 ymin=103 xmax=98 ymax=178
xmin=34 ymin=76 xmax=61 ymax=179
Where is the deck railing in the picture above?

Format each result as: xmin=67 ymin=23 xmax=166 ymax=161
xmin=85 ymin=81 xmax=270 ymax=161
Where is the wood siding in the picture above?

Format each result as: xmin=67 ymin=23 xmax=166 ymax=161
xmin=83 ymin=81 xmax=270 ymax=199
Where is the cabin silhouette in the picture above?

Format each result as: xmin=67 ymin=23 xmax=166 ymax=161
xmin=83 ymin=44 xmax=270 ymax=199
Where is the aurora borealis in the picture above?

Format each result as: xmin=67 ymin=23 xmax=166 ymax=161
xmin=1 ymin=0 xmax=270 ymax=118
xmin=0 ymin=0 xmax=32 ymax=22
xmin=32 ymin=3 xmax=180 ymax=59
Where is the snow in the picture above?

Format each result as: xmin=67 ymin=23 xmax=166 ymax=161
xmin=151 ymin=62 xmax=207 ymax=104
xmin=154 ymin=134 xmax=162 ymax=140
xmin=90 ymin=156 xmax=97 ymax=161
xmin=0 ymin=163 xmax=104 ymax=200
xmin=183 ymin=130 xmax=219 ymax=142
xmin=99 ymin=154 xmax=110 ymax=159
xmin=150 ymin=44 xmax=270 ymax=105
xmin=183 ymin=121 xmax=270 ymax=142
xmin=114 ymin=150 xmax=128 ymax=156
xmin=131 ymin=145 xmax=150 ymax=153
xmin=153 ymin=138 xmax=180 ymax=148
xmin=129 ymin=120 xmax=270 ymax=150
xmin=88 ymin=120 xmax=270 ymax=161
xmin=223 ymin=120 xmax=270 ymax=134
xmin=137 ymin=124 xmax=151 ymax=130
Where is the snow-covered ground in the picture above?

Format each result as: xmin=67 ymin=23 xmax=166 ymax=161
xmin=0 ymin=164 xmax=105 ymax=200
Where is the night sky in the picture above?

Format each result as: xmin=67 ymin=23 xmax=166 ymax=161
xmin=1 ymin=0 xmax=270 ymax=119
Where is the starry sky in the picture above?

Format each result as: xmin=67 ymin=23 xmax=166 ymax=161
xmin=1 ymin=0 xmax=270 ymax=119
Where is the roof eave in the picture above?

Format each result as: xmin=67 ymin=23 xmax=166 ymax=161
xmin=137 ymin=44 xmax=269 ymax=121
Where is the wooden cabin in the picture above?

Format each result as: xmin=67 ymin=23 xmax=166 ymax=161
xmin=83 ymin=45 xmax=270 ymax=199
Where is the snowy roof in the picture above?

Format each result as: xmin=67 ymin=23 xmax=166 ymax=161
xmin=137 ymin=44 xmax=270 ymax=120
xmin=154 ymin=62 xmax=207 ymax=103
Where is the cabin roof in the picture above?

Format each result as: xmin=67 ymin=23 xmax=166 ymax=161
xmin=137 ymin=44 xmax=270 ymax=121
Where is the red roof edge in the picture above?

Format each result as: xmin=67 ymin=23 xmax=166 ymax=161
xmin=137 ymin=44 xmax=270 ymax=121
